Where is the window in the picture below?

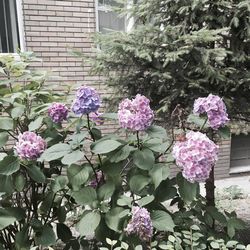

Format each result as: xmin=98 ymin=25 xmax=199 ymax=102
xmin=230 ymin=134 xmax=250 ymax=173
xmin=97 ymin=0 xmax=129 ymax=33
xmin=0 ymin=0 xmax=21 ymax=53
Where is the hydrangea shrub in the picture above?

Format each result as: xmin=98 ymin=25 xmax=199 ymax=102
xmin=0 ymin=53 xmax=247 ymax=250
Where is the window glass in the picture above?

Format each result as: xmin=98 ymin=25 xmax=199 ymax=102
xmin=98 ymin=0 xmax=126 ymax=33
xmin=0 ymin=0 xmax=20 ymax=53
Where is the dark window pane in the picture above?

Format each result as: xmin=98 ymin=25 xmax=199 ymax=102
xmin=0 ymin=0 xmax=20 ymax=53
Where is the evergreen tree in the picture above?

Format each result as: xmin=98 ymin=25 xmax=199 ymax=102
xmin=90 ymin=0 xmax=250 ymax=121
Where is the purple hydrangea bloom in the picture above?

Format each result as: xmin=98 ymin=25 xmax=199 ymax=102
xmin=125 ymin=206 xmax=153 ymax=241
xmin=172 ymin=131 xmax=219 ymax=183
xmin=71 ymin=86 xmax=101 ymax=115
xmin=118 ymin=94 xmax=154 ymax=131
xmin=15 ymin=131 xmax=47 ymax=160
xmin=89 ymin=112 xmax=104 ymax=125
xmin=193 ymin=94 xmax=229 ymax=130
xmin=48 ymin=102 xmax=68 ymax=123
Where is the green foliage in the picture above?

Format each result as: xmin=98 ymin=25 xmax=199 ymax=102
xmin=0 ymin=53 xmax=248 ymax=250
xmin=88 ymin=0 xmax=250 ymax=122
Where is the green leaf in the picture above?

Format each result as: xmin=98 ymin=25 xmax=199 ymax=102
xmin=228 ymin=218 xmax=245 ymax=230
xmin=0 ymin=174 xmax=14 ymax=194
xmin=61 ymin=150 xmax=84 ymax=165
xmin=176 ymin=173 xmax=199 ymax=202
xmin=0 ymin=156 xmax=20 ymax=175
xmin=91 ymin=139 xmax=122 ymax=154
xmin=0 ymin=208 xmax=18 ymax=230
xmin=187 ymin=114 xmax=208 ymax=128
xmin=72 ymin=186 xmax=97 ymax=205
xmin=28 ymin=116 xmax=44 ymax=131
xmin=137 ymin=195 xmax=154 ymax=206
xmin=133 ymin=148 xmax=155 ymax=170
xmin=51 ymin=176 xmax=68 ymax=193
xmin=105 ymin=207 xmax=125 ymax=232
xmin=210 ymin=242 xmax=220 ymax=249
xmin=149 ymin=163 xmax=170 ymax=188
xmin=109 ymin=145 xmax=134 ymax=163
xmin=0 ymin=117 xmax=13 ymax=130
xmin=35 ymin=225 xmax=56 ymax=247
xmin=0 ymin=132 xmax=8 ymax=147
xmin=26 ymin=165 xmax=46 ymax=183
xmin=77 ymin=211 xmax=101 ymax=236
xmin=11 ymin=105 xmax=25 ymax=118
xmin=144 ymin=139 xmax=169 ymax=153
xmin=41 ymin=143 xmax=71 ymax=161
xmin=146 ymin=125 xmax=167 ymax=139
xmin=218 ymin=126 xmax=230 ymax=139
xmin=129 ymin=175 xmax=150 ymax=194
xmin=67 ymin=164 xmax=89 ymax=191
xmin=206 ymin=206 xmax=227 ymax=225
xmin=98 ymin=181 xmax=115 ymax=200
xmin=56 ymin=223 xmax=72 ymax=243
xmin=15 ymin=225 xmax=30 ymax=249
xmin=151 ymin=210 xmax=175 ymax=232
xmin=14 ymin=173 xmax=26 ymax=191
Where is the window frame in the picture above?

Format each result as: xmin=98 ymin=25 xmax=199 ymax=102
xmin=0 ymin=0 xmax=25 ymax=55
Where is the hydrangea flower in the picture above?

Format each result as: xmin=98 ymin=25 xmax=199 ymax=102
xmin=193 ymin=94 xmax=229 ymax=130
xmin=89 ymin=112 xmax=104 ymax=125
xmin=118 ymin=94 xmax=154 ymax=131
xmin=172 ymin=131 xmax=219 ymax=183
xmin=71 ymin=86 xmax=101 ymax=115
xmin=89 ymin=171 xmax=104 ymax=189
xmin=125 ymin=206 xmax=153 ymax=241
xmin=15 ymin=131 xmax=47 ymax=160
xmin=48 ymin=102 xmax=68 ymax=123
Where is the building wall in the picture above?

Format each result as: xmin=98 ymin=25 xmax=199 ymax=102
xmin=21 ymin=0 xmax=234 ymax=179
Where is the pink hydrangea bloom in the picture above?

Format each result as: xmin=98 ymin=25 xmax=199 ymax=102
xmin=89 ymin=171 xmax=104 ymax=188
xmin=15 ymin=131 xmax=47 ymax=160
xmin=172 ymin=131 xmax=219 ymax=183
xmin=193 ymin=94 xmax=229 ymax=130
xmin=125 ymin=206 xmax=153 ymax=241
xmin=89 ymin=112 xmax=104 ymax=125
xmin=118 ymin=94 xmax=154 ymax=131
xmin=48 ymin=102 xmax=68 ymax=123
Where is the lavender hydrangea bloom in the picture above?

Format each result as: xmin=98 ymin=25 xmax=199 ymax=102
xmin=89 ymin=112 xmax=104 ymax=125
xmin=71 ymin=86 xmax=101 ymax=115
xmin=15 ymin=131 xmax=47 ymax=160
xmin=193 ymin=94 xmax=229 ymax=130
xmin=125 ymin=206 xmax=153 ymax=241
xmin=173 ymin=131 xmax=219 ymax=183
xmin=118 ymin=94 xmax=154 ymax=131
xmin=48 ymin=102 xmax=68 ymax=123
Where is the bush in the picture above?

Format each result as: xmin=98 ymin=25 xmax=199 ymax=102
xmin=0 ymin=53 xmax=248 ymax=249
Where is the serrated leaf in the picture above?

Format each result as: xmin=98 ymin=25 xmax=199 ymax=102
xmin=28 ymin=116 xmax=44 ymax=131
xmin=0 ymin=117 xmax=13 ymax=130
xmin=26 ymin=165 xmax=45 ymax=183
xmin=35 ymin=225 xmax=56 ymax=247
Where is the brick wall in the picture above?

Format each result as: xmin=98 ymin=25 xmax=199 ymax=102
xmin=22 ymin=0 xmax=107 ymax=94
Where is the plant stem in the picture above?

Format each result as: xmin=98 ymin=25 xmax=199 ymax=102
xmin=136 ymin=131 xmax=140 ymax=149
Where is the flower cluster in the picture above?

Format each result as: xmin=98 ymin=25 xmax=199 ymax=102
xmin=118 ymin=94 xmax=154 ymax=131
xmin=71 ymin=86 xmax=101 ymax=115
xmin=193 ymin=94 xmax=229 ymax=130
xmin=89 ymin=112 xmax=104 ymax=125
xmin=125 ymin=206 xmax=153 ymax=241
xmin=48 ymin=102 xmax=68 ymax=123
xmin=15 ymin=131 xmax=47 ymax=160
xmin=173 ymin=131 xmax=219 ymax=183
